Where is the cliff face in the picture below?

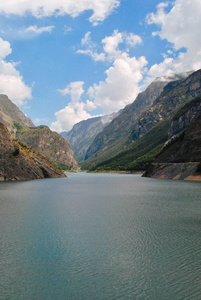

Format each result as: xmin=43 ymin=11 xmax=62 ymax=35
xmin=143 ymin=113 xmax=201 ymax=181
xmin=0 ymin=94 xmax=35 ymax=137
xmin=168 ymin=95 xmax=201 ymax=138
xmin=0 ymin=122 xmax=66 ymax=181
xmin=0 ymin=94 xmax=79 ymax=171
xmin=85 ymin=80 xmax=168 ymax=162
xmin=129 ymin=69 xmax=201 ymax=143
xmin=82 ymin=71 xmax=196 ymax=170
xmin=16 ymin=124 xmax=79 ymax=171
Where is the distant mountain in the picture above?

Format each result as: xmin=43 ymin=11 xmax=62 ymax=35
xmin=0 ymin=94 xmax=35 ymax=137
xmin=62 ymin=112 xmax=119 ymax=162
xmin=0 ymin=94 xmax=79 ymax=171
xmin=0 ymin=122 xmax=66 ymax=181
xmin=15 ymin=124 xmax=79 ymax=171
xmin=83 ymin=69 xmax=201 ymax=172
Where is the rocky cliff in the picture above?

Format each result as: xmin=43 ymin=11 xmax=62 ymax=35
xmin=16 ymin=124 xmax=79 ymax=171
xmin=82 ymin=72 xmax=193 ymax=170
xmin=85 ymin=80 xmax=168 ymax=162
xmin=0 ymin=94 xmax=35 ymax=137
xmin=82 ymin=70 xmax=201 ymax=172
xmin=0 ymin=122 xmax=66 ymax=181
xmin=0 ymin=94 xmax=79 ymax=171
xmin=143 ymin=111 xmax=201 ymax=181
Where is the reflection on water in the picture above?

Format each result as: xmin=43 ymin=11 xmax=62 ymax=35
xmin=0 ymin=174 xmax=201 ymax=299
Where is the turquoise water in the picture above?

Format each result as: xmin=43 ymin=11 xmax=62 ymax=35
xmin=0 ymin=173 xmax=201 ymax=299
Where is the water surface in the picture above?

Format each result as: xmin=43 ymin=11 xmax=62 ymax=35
xmin=0 ymin=173 xmax=201 ymax=299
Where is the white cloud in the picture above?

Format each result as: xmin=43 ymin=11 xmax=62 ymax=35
xmin=52 ymin=81 xmax=94 ymax=132
xmin=126 ymin=33 xmax=142 ymax=48
xmin=88 ymin=53 xmax=147 ymax=114
xmin=58 ymin=81 xmax=84 ymax=102
xmin=77 ymin=32 xmax=106 ymax=62
xmin=0 ymin=38 xmax=32 ymax=105
xmin=26 ymin=25 xmax=55 ymax=34
xmin=78 ymin=30 xmax=147 ymax=115
xmin=145 ymin=0 xmax=201 ymax=82
xmin=0 ymin=37 xmax=12 ymax=58
xmin=78 ymin=30 xmax=143 ymax=62
xmin=0 ymin=0 xmax=120 ymax=25
xmin=102 ymin=30 xmax=123 ymax=55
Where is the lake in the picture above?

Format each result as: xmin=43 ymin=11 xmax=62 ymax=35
xmin=0 ymin=173 xmax=201 ymax=299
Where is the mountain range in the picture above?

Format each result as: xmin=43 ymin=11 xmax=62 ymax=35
xmin=0 ymin=69 xmax=200 ymax=181
xmin=66 ymin=69 xmax=201 ymax=180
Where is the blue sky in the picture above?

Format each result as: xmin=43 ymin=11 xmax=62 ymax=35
xmin=0 ymin=0 xmax=201 ymax=132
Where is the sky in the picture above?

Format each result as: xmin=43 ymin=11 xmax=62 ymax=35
xmin=0 ymin=0 xmax=201 ymax=132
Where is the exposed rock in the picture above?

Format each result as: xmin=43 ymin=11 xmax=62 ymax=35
xmin=84 ymin=79 xmax=169 ymax=163
xmin=16 ymin=124 xmax=79 ymax=171
xmin=0 ymin=94 xmax=35 ymax=138
xmin=0 ymin=94 xmax=79 ymax=171
xmin=168 ymin=95 xmax=201 ymax=138
xmin=82 ymin=71 xmax=194 ymax=170
xmin=0 ymin=122 xmax=66 ymax=181
xmin=144 ymin=113 xmax=201 ymax=181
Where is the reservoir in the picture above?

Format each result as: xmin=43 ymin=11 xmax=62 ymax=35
xmin=0 ymin=173 xmax=201 ymax=299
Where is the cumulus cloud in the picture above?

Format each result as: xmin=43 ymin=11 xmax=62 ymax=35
xmin=51 ymin=81 xmax=94 ymax=132
xmin=145 ymin=0 xmax=201 ymax=83
xmin=0 ymin=37 xmax=12 ymax=58
xmin=77 ymin=30 xmax=142 ymax=61
xmin=78 ymin=30 xmax=147 ymax=114
xmin=102 ymin=30 xmax=123 ymax=56
xmin=58 ymin=81 xmax=85 ymax=102
xmin=0 ymin=0 xmax=120 ymax=25
xmin=0 ymin=37 xmax=32 ymax=105
xmin=88 ymin=53 xmax=147 ymax=114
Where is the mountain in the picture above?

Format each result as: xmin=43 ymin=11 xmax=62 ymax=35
xmin=0 ymin=94 xmax=35 ymax=137
xmin=83 ymin=69 xmax=201 ymax=171
xmin=0 ymin=122 xmax=66 ymax=181
xmin=0 ymin=94 xmax=79 ymax=171
xmin=15 ymin=123 xmax=79 ymax=171
xmin=143 ymin=111 xmax=201 ymax=181
xmin=82 ymin=72 xmax=192 ymax=170
xmin=84 ymin=80 xmax=168 ymax=163
xmin=62 ymin=112 xmax=119 ymax=162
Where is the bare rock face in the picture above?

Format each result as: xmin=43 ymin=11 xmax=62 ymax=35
xmin=0 ymin=94 xmax=79 ymax=171
xmin=0 ymin=122 xmax=66 ymax=181
xmin=16 ymin=125 xmax=79 ymax=171
xmin=0 ymin=94 xmax=35 ymax=137
xmin=143 ymin=113 xmax=201 ymax=181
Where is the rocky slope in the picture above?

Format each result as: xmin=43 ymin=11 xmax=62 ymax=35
xmin=0 ymin=122 xmax=66 ymax=181
xmin=62 ymin=113 xmax=119 ymax=162
xmin=82 ymin=71 xmax=194 ymax=170
xmin=16 ymin=124 xmax=79 ymax=171
xmin=85 ymin=80 xmax=168 ymax=162
xmin=0 ymin=94 xmax=79 ymax=171
xmin=0 ymin=94 xmax=35 ymax=137
xmin=143 ymin=113 xmax=201 ymax=181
